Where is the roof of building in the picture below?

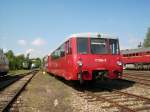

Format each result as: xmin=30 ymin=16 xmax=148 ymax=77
xmin=121 ymin=47 xmax=150 ymax=54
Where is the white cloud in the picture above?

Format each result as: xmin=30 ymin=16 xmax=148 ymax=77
xmin=15 ymin=52 xmax=23 ymax=56
xmin=128 ymin=38 xmax=142 ymax=46
xmin=24 ymin=48 xmax=46 ymax=58
xmin=32 ymin=38 xmax=46 ymax=46
xmin=3 ymin=48 xmax=8 ymax=53
xmin=26 ymin=48 xmax=34 ymax=54
xmin=18 ymin=39 xmax=27 ymax=46
xmin=120 ymin=33 xmax=143 ymax=50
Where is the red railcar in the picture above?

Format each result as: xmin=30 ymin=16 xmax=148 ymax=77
xmin=121 ymin=47 xmax=150 ymax=70
xmin=47 ymin=33 xmax=123 ymax=83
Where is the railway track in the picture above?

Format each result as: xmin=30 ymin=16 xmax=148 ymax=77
xmin=123 ymin=71 xmax=150 ymax=86
xmin=123 ymin=71 xmax=150 ymax=76
xmin=76 ymin=87 xmax=150 ymax=112
xmin=0 ymin=74 xmax=29 ymax=91
xmin=124 ymin=73 xmax=150 ymax=78
xmin=0 ymin=70 xmax=38 ymax=112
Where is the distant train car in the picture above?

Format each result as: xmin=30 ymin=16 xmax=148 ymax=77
xmin=121 ymin=47 xmax=150 ymax=70
xmin=30 ymin=59 xmax=40 ymax=69
xmin=42 ymin=56 xmax=48 ymax=72
xmin=22 ymin=60 xmax=31 ymax=69
xmin=47 ymin=33 xmax=123 ymax=84
xmin=43 ymin=55 xmax=53 ymax=73
xmin=0 ymin=49 xmax=9 ymax=76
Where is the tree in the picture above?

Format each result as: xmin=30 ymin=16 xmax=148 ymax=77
xmin=143 ymin=28 xmax=150 ymax=47
xmin=5 ymin=50 xmax=26 ymax=70
xmin=15 ymin=54 xmax=25 ymax=69
xmin=5 ymin=50 xmax=41 ymax=70
xmin=35 ymin=58 xmax=41 ymax=67
xmin=5 ymin=50 xmax=16 ymax=70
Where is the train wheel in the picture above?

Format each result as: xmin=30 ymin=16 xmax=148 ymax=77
xmin=148 ymin=65 xmax=150 ymax=70
xmin=135 ymin=64 xmax=138 ymax=70
xmin=0 ymin=72 xmax=8 ymax=76
xmin=146 ymin=65 xmax=149 ymax=70
xmin=78 ymin=73 xmax=84 ymax=84
xmin=139 ymin=65 xmax=142 ymax=70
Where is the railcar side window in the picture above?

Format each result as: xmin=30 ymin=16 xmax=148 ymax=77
xmin=51 ymin=49 xmax=60 ymax=60
xmin=146 ymin=51 xmax=150 ymax=54
xmin=60 ymin=44 xmax=65 ymax=57
xmin=77 ymin=38 xmax=88 ymax=54
xmin=123 ymin=54 xmax=127 ymax=57
xmin=90 ymin=38 xmax=108 ymax=54
xmin=66 ymin=40 xmax=72 ymax=54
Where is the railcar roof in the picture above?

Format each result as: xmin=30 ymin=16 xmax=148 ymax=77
xmin=50 ymin=32 xmax=118 ymax=54
xmin=121 ymin=47 xmax=150 ymax=54
xmin=68 ymin=32 xmax=118 ymax=39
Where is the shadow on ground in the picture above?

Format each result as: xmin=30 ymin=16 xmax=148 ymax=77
xmin=0 ymin=74 xmax=25 ymax=91
xmin=48 ymin=73 xmax=135 ymax=93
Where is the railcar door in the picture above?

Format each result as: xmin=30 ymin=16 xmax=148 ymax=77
xmin=65 ymin=40 xmax=73 ymax=80
xmin=59 ymin=43 xmax=66 ymax=77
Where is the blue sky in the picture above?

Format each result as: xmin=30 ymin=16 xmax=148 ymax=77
xmin=0 ymin=0 xmax=150 ymax=58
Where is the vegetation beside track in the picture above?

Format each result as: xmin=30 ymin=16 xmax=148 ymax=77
xmin=8 ymin=70 xmax=31 ymax=76
xmin=13 ymin=71 xmax=73 ymax=112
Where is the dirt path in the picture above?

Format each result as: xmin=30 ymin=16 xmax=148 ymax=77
xmin=10 ymin=71 xmax=150 ymax=112
xmin=14 ymin=71 xmax=73 ymax=112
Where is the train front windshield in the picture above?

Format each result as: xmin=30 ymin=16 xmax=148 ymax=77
xmin=77 ymin=38 xmax=120 ymax=54
xmin=90 ymin=38 xmax=108 ymax=54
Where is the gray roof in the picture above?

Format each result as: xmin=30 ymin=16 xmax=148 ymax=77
xmin=121 ymin=47 xmax=150 ymax=54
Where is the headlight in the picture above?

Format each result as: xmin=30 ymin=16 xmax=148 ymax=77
xmin=117 ymin=61 xmax=123 ymax=66
xmin=77 ymin=60 xmax=83 ymax=67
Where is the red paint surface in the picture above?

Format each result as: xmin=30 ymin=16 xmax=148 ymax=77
xmin=47 ymin=37 xmax=123 ymax=81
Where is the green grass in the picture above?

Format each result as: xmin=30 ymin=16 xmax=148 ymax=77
xmin=9 ymin=69 xmax=31 ymax=76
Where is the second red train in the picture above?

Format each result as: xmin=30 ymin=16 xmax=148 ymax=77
xmin=121 ymin=47 xmax=150 ymax=70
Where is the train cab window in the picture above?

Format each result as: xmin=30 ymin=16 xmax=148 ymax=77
xmin=77 ymin=38 xmax=88 ymax=54
xmin=109 ymin=39 xmax=119 ymax=54
xmin=90 ymin=38 xmax=108 ymax=54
